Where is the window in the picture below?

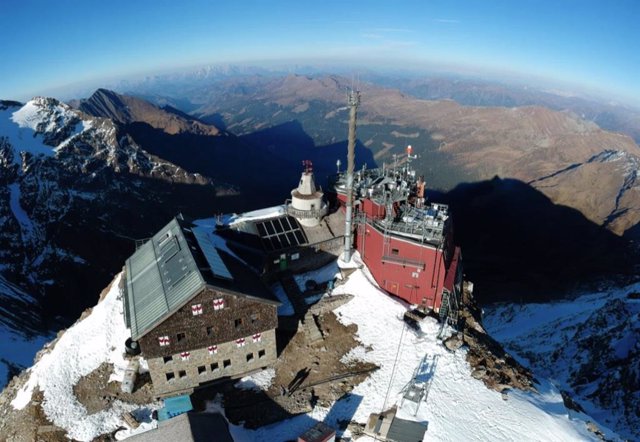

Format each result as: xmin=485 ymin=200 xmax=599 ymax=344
xmin=391 ymin=248 xmax=399 ymax=255
xmin=234 ymin=318 xmax=243 ymax=328
xmin=208 ymin=345 xmax=218 ymax=355
xmin=180 ymin=351 xmax=191 ymax=361
xmin=213 ymin=298 xmax=225 ymax=310
xmin=236 ymin=338 xmax=246 ymax=347
xmin=246 ymin=353 xmax=254 ymax=362
xmin=163 ymin=355 xmax=173 ymax=363
xmin=206 ymin=326 xmax=214 ymax=336
xmin=166 ymin=372 xmax=175 ymax=381
xmin=250 ymin=313 xmax=260 ymax=324
xmin=223 ymin=359 xmax=231 ymax=368
xmin=258 ymin=349 xmax=266 ymax=359
xmin=191 ymin=303 xmax=203 ymax=316
xmin=178 ymin=370 xmax=187 ymax=378
xmin=158 ymin=336 xmax=170 ymax=346
xmin=211 ymin=362 xmax=219 ymax=371
xmin=177 ymin=332 xmax=186 ymax=342
xmin=197 ymin=365 xmax=206 ymax=375
xmin=252 ymin=333 xmax=262 ymax=343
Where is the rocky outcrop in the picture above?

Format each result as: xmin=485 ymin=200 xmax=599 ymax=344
xmin=453 ymin=285 xmax=536 ymax=393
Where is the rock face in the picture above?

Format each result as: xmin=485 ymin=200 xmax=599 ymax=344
xmin=454 ymin=286 xmax=536 ymax=394
xmin=0 ymin=97 xmax=231 ymax=383
xmin=483 ymin=284 xmax=640 ymax=441
xmin=73 ymin=89 xmax=221 ymax=136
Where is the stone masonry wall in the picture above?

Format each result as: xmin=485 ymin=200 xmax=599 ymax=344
xmin=148 ymin=328 xmax=277 ymax=397
xmin=139 ymin=287 xmax=278 ymax=359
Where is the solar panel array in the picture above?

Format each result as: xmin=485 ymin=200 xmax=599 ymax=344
xmin=192 ymin=228 xmax=234 ymax=280
xmin=256 ymin=216 xmax=308 ymax=251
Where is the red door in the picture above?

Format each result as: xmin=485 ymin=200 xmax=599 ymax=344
xmin=385 ymin=281 xmax=399 ymax=295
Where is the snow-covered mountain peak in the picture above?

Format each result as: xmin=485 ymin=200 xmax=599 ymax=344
xmin=0 ymin=97 xmax=87 ymax=165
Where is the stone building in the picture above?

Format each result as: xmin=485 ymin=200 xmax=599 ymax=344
xmin=123 ymin=216 xmax=279 ymax=397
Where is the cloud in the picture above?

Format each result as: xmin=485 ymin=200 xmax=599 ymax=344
xmin=371 ymin=27 xmax=415 ymax=33
xmin=432 ymin=18 xmax=460 ymax=24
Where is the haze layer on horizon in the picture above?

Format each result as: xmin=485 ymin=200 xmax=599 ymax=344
xmin=1 ymin=0 xmax=638 ymax=105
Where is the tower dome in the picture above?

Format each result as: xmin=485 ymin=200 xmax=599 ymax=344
xmin=287 ymin=160 xmax=328 ymax=227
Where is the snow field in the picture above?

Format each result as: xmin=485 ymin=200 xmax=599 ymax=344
xmin=1 ymin=99 xmax=88 ymax=165
xmin=212 ymin=252 xmax=601 ymax=441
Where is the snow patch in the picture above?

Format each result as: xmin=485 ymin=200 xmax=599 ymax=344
xmin=271 ymin=283 xmax=295 ymax=316
xmin=225 ymin=205 xmax=286 ymax=226
xmin=234 ymin=368 xmax=276 ymax=391
xmin=10 ymin=274 xmax=145 ymax=441
xmin=8 ymin=183 xmax=36 ymax=241
xmin=293 ymin=260 xmax=340 ymax=292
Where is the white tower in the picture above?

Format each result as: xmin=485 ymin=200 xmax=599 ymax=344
xmin=287 ymin=160 xmax=327 ymax=227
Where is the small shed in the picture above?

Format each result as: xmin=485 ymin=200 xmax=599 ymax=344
xmin=298 ymin=421 xmax=336 ymax=442
xmin=364 ymin=406 xmax=427 ymax=442
xmin=157 ymin=395 xmax=193 ymax=421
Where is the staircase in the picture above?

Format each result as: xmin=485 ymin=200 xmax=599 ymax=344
xmin=439 ymin=290 xmax=459 ymax=326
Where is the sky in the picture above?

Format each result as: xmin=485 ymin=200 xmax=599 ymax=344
xmin=0 ymin=0 xmax=638 ymax=105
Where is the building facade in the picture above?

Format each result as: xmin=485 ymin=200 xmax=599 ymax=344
xmin=124 ymin=216 xmax=279 ymax=397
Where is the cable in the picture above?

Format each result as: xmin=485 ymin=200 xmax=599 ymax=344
xmin=381 ymin=320 xmax=407 ymax=412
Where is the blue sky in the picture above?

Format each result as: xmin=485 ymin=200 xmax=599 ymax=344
xmin=1 ymin=0 xmax=638 ymax=104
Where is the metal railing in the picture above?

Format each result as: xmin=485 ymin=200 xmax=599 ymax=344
xmin=284 ymin=201 xmax=329 ymax=219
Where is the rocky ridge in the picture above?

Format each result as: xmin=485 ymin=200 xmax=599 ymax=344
xmin=0 ymin=96 xmax=230 ymax=383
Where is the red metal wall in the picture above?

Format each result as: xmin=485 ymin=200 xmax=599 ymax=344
xmin=355 ymin=222 xmax=446 ymax=310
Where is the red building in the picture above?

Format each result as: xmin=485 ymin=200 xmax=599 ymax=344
xmin=333 ymin=161 xmax=462 ymax=320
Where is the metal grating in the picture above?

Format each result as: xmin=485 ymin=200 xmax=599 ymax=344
xmin=192 ymin=228 xmax=233 ymax=280
xmin=255 ymin=216 xmax=308 ymax=251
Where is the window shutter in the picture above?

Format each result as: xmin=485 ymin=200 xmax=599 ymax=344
xmin=158 ymin=336 xmax=170 ymax=346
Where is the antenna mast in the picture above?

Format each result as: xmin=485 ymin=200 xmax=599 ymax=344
xmin=343 ymin=88 xmax=360 ymax=262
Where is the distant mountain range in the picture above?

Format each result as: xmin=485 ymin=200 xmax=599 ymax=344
xmin=122 ymin=73 xmax=640 ymax=236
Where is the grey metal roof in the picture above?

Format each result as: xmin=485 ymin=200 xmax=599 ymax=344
xmin=125 ymin=218 xmax=206 ymax=340
xmin=387 ymin=417 xmax=428 ymax=442
xmin=126 ymin=412 xmax=233 ymax=442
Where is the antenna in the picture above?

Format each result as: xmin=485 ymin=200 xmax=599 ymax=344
xmin=343 ymin=88 xmax=361 ymax=263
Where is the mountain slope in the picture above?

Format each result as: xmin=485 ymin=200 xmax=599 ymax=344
xmin=0 ymin=96 xmax=235 ymax=387
xmin=72 ymin=88 xmax=220 ymax=136
xmin=484 ymin=283 xmax=640 ymax=440
xmin=0 ymin=255 xmax=620 ymax=441
xmin=153 ymin=73 xmax=640 ymax=235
